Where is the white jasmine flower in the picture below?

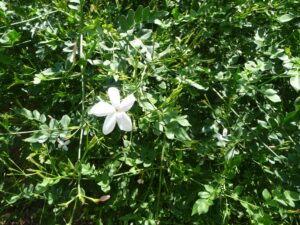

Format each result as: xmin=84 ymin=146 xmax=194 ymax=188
xmin=88 ymin=87 xmax=136 ymax=135
xmin=222 ymin=128 xmax=228 ymax=137
xmin=216 ymin=128 xmax=229 ymax=147
xmin=57 ymin=138 xmax=70 ymax=151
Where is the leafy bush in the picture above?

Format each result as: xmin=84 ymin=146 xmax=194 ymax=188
xmin=1 ymin=0 xmax=300 ymax=224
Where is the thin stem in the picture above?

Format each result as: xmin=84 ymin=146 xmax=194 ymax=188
xmin=75 ymin=2 xmax=86 ymax=222
xmin=39 ymin=200 xmax=46 ymax=225
xmin=0 ymin=126 xmax=80 ymax=136
xmin=0 ymin=10 xmax=59 ymax=29
xmin=78 ymin=34 xmax=85 ymax=162
xmin=77 ymin=0 xmax=86 ymax=163
xmin=155 ymin=141 xmax=166 ymax=220
xmin=224 ymin=194 xmax=260 ymax=209
xmin=67 ymin=199 xmax=78 ymax=225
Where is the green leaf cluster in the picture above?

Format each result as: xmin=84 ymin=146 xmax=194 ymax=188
xmin=0 ymin=1 xmax=300 ymax=224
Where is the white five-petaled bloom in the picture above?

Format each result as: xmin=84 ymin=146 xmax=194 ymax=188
xmin=88 ymin=87 xmax=136 ymax=135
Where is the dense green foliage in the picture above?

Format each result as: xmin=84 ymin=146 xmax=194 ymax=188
xmin=1 ymin=0 xmax=300 ymax=224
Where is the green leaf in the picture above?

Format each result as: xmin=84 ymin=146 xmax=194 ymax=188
xmin=263 ymin=89 xmax=281 ymax=103
xmin=18 ymin=108 xmax=33 ymax=120
xmin=232 ymin=185 xmax=243 ymax=199
xmin=276 ymin=14 xmax=295 ymax=23
xmin=0 ymin=1 xmax=7 ymax=11
xmin=40 ymin=69 xmax=53 ymax=76
xmin=127 ymin=9 xmax=135 ymax=28
xmin=262 ymin=189 xmax=272 ymax=200
xmin=290 ymin=74 xmax=300 ymax=92
xmin=165 ymin=126 xmax=175 ymax=139
xmin=225 ymin=148 xmax=239 ymax=161
xmin=198 ymin=191 xmax=210 ymax=199
xmin=7 ymin=195 xmax=21 ymax=204
xmin=0 ymin=51 xmax=15 ymax=65
xmin=97 ymin=173 xmax=111 ymax=193
xmin=294 ymin=97 xmax=300 ymax=111
xmin=175 ymin=127 xmax=191 ymax=141
xmin=60 ymin=115 xmax=71 ymax=128
xmin=119 ymin=15 xmax=129 ymax=31
xmin=185 ymin=79 xmax=208 ymax=91
xmin=149 ymin=10 xmax=169 ymax=22
xmin=204 ymin=185 xmax=214 ymax=193
xmin=24 ymin=135 xmax=39 ymax=143
xmin=192 ymin=199 xmax=213 ymax=215
xmin=37 ymin=134 xmax=49 ymax=143
xmin=24 ymin=131 xmax=49 ymax=143
xmin=0 ymin=29 xmax=21 ymax=45
xmin=284 ymin=191 xmax=296 ymax=207
xmin=288 ymin=191 xmax=300 ymax=201
xmin=40 ymin=114 xmax=47 ymax=123
xmin=32 ymin=110 xmax=40 ymax=120
xmin=283 ymin=111 xmax=300 ymax=124
xmin=176 ymin=116 xmax=191 ymax=127
xmin=135 ymin=5 xmax=143 ymax=23
xmin=81 ymin=163 xmax=95 ymax=176
xmin=142 ymin=7 xmax=150 ymax=21
xmin=139 ymin=100 xmax=156 ymax=111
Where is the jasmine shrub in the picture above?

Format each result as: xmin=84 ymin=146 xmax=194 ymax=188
xmin=0 ymin=1 xmax=300 ymax=224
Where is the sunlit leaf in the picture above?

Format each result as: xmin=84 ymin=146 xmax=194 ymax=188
xmin=276 ymin=14 xmax=295 ymax=23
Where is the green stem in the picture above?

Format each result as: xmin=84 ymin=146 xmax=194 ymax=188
xmin=0 ymin=10 xmax=59 ymax=29
xmin=67 ymin=199 xmax=78 ymax=225
xmin=224 ymin=194 xmax=260 ymax=209
xmin=155 ymin=141 xmax=166 ymax=220
xmin=78 ymin=33 xmax=85 ymax=162
xmin=0 ymin=126 xmax=79 ymax=136
xmin=74 ymin=1 xmax=86 ymax=221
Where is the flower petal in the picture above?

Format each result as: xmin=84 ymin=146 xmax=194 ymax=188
xmin=88 ymin=102 xmax=115 ymax=117
xmin=120 ymin=94 xmax=136 ymax=112
xmin=102 ymin=113 xmax=117 ymax=135
xmin=116 ymin=112 xmax=132 ymax=132
xmin=108 ymin=87 xmax=120 ymax=107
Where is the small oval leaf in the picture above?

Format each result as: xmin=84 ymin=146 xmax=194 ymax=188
xmin=276 ymin=14 xmax=295 ymax=23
